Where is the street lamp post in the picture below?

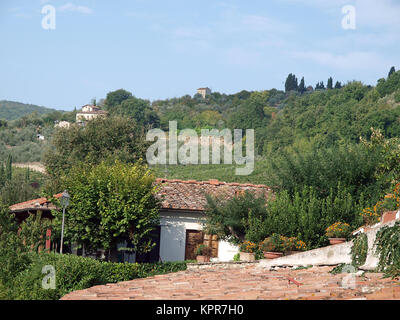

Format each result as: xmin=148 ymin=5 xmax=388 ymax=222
xmin=60 ymin=190 xmax=70 ymax=254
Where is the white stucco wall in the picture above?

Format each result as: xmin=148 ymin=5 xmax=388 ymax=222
xmin=159 ymin=211 xmax=205 ymax=262
xmin=159 ymin=211 xmax=240 ymax=262
xmin=218 ymin=240 xmax=239 ymax=262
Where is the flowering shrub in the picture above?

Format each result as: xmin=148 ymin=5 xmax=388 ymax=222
xmin=360 ymin=183 xmax=400 ymax=225
xmin=239 ymin=241 xmax=257 ymax=253
xmin=259 ymin=234 xmax=284 ymax=252
xmin=361 ymin=207 xmax=381 ymax=225
xmin=285 ymin=237 xmax=307 ymax=252
xmin=325 ymin=222 xmax=352 ymax=239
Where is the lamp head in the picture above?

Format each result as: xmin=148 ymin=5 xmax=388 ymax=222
xmin=61 ymin=190 xmax=70 ymax=207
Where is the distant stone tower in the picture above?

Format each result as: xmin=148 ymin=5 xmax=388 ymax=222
xmin=197 ymin=87 xmax=211 ymax=99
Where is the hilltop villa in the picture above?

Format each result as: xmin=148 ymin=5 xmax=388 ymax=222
xmin=76 ymin=104 xmax=108 ymax=122
xmin=197 ymin=87 xmax=211 ymax=99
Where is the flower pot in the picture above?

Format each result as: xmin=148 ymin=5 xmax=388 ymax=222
xmin=328 ymin=238 xmax=346 ymax=245
xmin=263 ymin=251 xmax=284 ymax=259
xmin=239 ymin=252 xmax=256 ymax=262
xmin=196 ymin=255 xmax=210 ymax=263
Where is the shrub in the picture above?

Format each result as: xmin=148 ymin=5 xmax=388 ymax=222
xmin=8 ymin=252 xmax=187 ymax=300
xmin=394 ymin=90 xmax=400 ymax=103
xmin=204 ymin=191 xmax=268 ymax=245
xmin=360 ymin=207 xmax=381 ymax=225
xmin=239 ymin=241 xmax=257 ymax=253
xmin=325 ymin=222 xmax=352 ymax=239
xmin=259 ymin=234 xmax=285 ymax=252
xmin=285 ymin=237 xmax=307 ymax=252
xmin=263 ymin=185 xmax=364 ymax=249
xmin=360 ymin=184 xmax=400 ymax=226
xmin=233 ymin=253 xmax=240 ymax=261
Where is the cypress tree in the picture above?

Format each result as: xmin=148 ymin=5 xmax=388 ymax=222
xmin=388 ymin=66 xmax=396 ymax=78
xmin=285 ymin=73 xmax=299 ymax=92
xmin=285 ymin=74 xmax=293 ymax=92
xmin=327 ymin=77 xmax=333 ymax=89
xmin=25 ymin=167 xmax=30 ymax=183
xmin=0 ymin=163 xmax=5 ymax=187
xmin=299 ymin=77 xmax=306 ymax=93
xmin=6 ymin=154 xmax=12 ymax=181
xmin=293 ymin=75 xmax=298 ymax=91
xmin=335 ymin=81 xmax=342 ymax=89
xmin=315 ymin=82 xmax=325 ymax=90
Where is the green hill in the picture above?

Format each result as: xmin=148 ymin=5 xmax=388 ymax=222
xmin=0 ymin=100 xmax=59 ymax=120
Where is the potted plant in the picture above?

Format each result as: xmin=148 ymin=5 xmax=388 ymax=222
xmin=239 ymin=241 xmax=257 ymax=261
xmin=360 ymin=207 xmax=380 ymax=226
xmin=325 ymin=222 xmax=352 ymax=245
xmin=284 ymin=237 xmax=307 ymax=255
xmin=360 ymin=185 xmax=400 ymax=226
xmin=260 ymin=234 xmax=284 ymax=259
xmin=195 ymin=244 xmax=212 ymax=263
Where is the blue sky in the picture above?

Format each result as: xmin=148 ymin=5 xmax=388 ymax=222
xmin=0 ymin=0 xmax=399 ymax=110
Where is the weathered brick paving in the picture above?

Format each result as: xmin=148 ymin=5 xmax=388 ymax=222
xmin=61 ymin=265 xmax=400 ymax=300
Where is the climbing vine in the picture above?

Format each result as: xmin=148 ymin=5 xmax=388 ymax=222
xmin=374 ymin=221 xmax=400 ymax=277
xmin=350 ymin=233 xmax=368 ymax=268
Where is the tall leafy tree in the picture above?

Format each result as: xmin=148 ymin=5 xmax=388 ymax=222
xmin=59 ymin=161 xmax=160 ymax=261
xmin=112 ymin=97 xmax=160 ymax=128
xmin=204 ymin=191 xmax=268 ymax=244
xmin=335 ymin=81 xmax=342 ymax=89
xmin=377 ymin=70 xmax=400 ymax=97
xmin=44 ymin=116 xmax=149 ymax=179
xmin=228 ymin=91 xmax=268 ymax=129
xmin=104 ymin=89 xmax=133 ymax=111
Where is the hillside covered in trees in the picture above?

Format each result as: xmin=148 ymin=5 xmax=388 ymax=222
xmin=0 ymin=66 xmax=400 ymax=183
xmin=1 ymin=65 xmax=400 ymax=255
xmin=0 ymin=101 xmax=62 ymax=121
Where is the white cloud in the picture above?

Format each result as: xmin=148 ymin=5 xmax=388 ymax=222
xmin=58 ymin=3 xmax=93 ymax=14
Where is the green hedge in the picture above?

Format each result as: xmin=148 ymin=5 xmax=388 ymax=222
xmin=9 ymin=253 xmax=187 ymax=300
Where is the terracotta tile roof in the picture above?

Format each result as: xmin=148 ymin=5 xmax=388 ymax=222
xmin=9 ymin=180 xmax=273 ymax=213
xmin=9 ymin=193 xmax=62 ymax=213
xmin=155 ymin=178 xmax=273 ymax=211
xmin=76 ymin=110 xmax=108 ymax=115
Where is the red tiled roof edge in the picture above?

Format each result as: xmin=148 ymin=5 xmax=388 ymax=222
xmin=9 ymin=193 xmax=62 ymax=212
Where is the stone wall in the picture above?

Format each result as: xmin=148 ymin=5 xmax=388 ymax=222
xmin=258 ymin=219 xmax=398 ymax=270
